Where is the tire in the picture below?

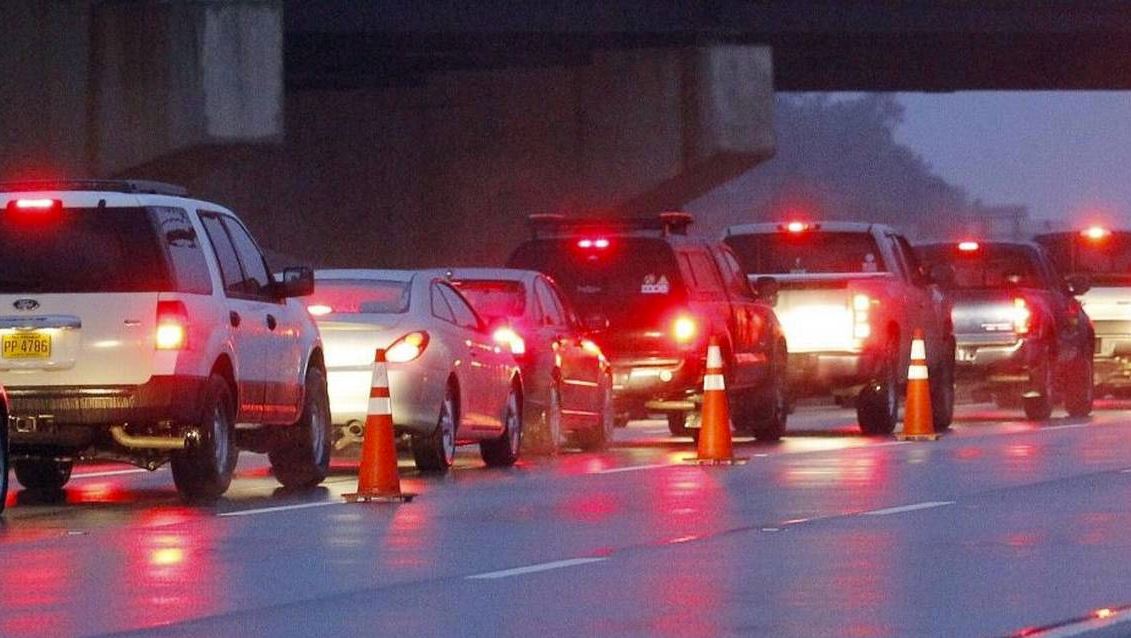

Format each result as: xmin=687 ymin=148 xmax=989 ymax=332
xmin=931 ymin=343 xmax=956 ymax=432
xmin=1023 ymin=349 xmax=1055 ymax=421
xmin=171 ymin=374 xmax=238 ymax=502
xmin=522 ymin=383 xmax=562 ymax=456
xmin=412 ymin=383 xmax=458 ymax=472
xmin=576 ymin=377 xmax=614 ymax=451
xmin=481 ymin=388 xmax=522 ymax=467
xmin=1063 ymin=354 xmax=1094 ymax=418
xmin=269 ymin=366 xmax=332 ymax=489
xmin=857 ymin=343 xmax=899 ymax=436
xmin=13 ymin=457 xmax=73 ymax=492
xmin=750 ymin=348 xmax=789 ymax=442
xmin=667 ymin=412 xmax=690 ymax=437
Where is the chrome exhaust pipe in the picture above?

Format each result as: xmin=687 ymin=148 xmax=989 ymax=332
xmin=110 ymin=425 xmax=197 ymax=450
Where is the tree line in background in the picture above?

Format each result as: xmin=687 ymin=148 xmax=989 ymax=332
xmin=690 ymin=94 xmax=977 ymax=238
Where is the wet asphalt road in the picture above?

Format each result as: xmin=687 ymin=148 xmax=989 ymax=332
xmin=4 ymin=403 xmax=1131 ymax=637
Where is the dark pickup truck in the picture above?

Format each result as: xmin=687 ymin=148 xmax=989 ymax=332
xmin=916 ymin=240 xmax=1095 ymax=420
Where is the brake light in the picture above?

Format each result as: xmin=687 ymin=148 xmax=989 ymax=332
xmin=386 ymin=331 xmax=430 ymax=363
xmin=1081 ymin=226 xmax=1111 ymax=241
xmin=577 ymin=238 xmax=610 ymax=249
xmin=786 ymin=221 xmax=808 ymax=233
xmin=155 ymin=300 xmax=188 ymax=350
xmin=673 ymin=315 xmax=698 ymax=343
xmin=492 ymin=326 xmax=526 ymax=356
xmin=1012 ymin=298 xmax=1031 ymax=334
xmin=7 ymin=198 xmax=61 ymax=213
xmin=958 ymin=241 xmax=980 ymax=252
xmin=852 ymin=293 xmax=873 ymax=339
xmin=307 ymin=304 xmax=332 ymax=316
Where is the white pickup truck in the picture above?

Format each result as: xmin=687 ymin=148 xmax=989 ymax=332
xmin=723 ymin=222 xmax=956 ymax=434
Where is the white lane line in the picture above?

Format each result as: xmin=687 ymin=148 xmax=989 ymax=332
xmin=863 ymin=501 xmax=954 ymax=517
xmin=593 ymin=463 xmax=674 ymax=474
xmin=466 ymin=557 xmax=608 ymax=580
xmin=1044 ymin=423 xmax=1091 ymax=431
xmin=72 ymin=468 xmax=152 ymax=479
xmin=219 ymin=501 xmax=342 ymax=517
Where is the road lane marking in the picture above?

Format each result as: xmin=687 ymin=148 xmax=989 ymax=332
xmin=466 ymin=557 xmax=607 ymax=580
xmin=72 ymin=468 xmax=152 ymax=479
xmin=219 ymin=501 xmax=342 ymax=517
xmin=1044 ymin=423 xmax=1091 ymax=431
xmin=593 ymin=463 xmax=674 ymax=474
xmin=863 ymin=501 xmax=954 ymax=516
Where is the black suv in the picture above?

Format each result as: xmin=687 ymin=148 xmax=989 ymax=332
xmin=508 ymin=213 xmax=789 ymax=441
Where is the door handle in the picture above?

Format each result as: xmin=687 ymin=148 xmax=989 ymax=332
xmin=266 ymin=314 xmax=278 ymax=331
xmin=229 ymin=311 xmax=241 ymax=328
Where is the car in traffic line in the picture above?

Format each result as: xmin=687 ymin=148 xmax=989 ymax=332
xmin=724 ymin=221 xmax=956 ymax=435
xmin=309 ymin=269 xmax=524 ymax=471
xmin=447 ymin=268 xmax=615 ymax=454
xmin=916 ymin=240 xmax=1094 ymax=420
xmin=508 ymin=212 xmax=789 ymax=442
xmin=1035 ymin=227 xmax=1131 ymax=397
xmin=0 ymin=180 xmax=328 ymax=501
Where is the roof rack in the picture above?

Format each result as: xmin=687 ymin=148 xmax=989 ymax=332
xmin=0 ymin=179 xmax=189 ymax=197
xmin=527 ymin=211 xmax=693 ymax=239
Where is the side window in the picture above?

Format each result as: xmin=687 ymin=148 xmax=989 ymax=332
xmin=713 ymin=246 xmax=754 ymax=299
xmin=200 ymin=213 xmax=245 ymax=296
xmin=440 ymin=285 xmax=481 ymax=331
xmin=431 ymin=284 xmax=455 ymax=323
xmin=547 ymin=279 xmax=579 ymax=328
xmin=150 ymin=207 xmax=212 ymax=294
xmin=893 ymin=235 xmax=924 ymax=284
xmin=534 ymin=279 xmax=567 ymax=327
xmin=682 ymin=250 xmax=725 ymax=294
xmin=221 ymin=217 xmax=272 ymax=299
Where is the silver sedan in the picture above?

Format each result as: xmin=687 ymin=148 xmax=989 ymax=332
xmin=310 ymin=269 xmax=524 ymax=471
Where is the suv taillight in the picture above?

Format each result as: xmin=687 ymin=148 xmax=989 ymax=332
xmin=1012 ymin=298 xmax=1032 ymax=335
xmin=672 ymin=314 xmax=698 ymax=344
xmin=852 ymin=293 xmax=873 ymax=339
xmin=156 ymin=300 xmax=189 ymax=350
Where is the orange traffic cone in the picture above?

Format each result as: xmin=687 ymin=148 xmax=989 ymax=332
xmin=687 ymin=336 xmax=746 ymax=465
xmin=344 ymin=349 xmax=414 ymax=502
xmin=898 ymin=329 xmax=940 ymax=441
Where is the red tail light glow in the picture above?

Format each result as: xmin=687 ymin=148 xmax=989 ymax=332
xmin=958 ymin=241 xmax=980 ymax=252
xmin=492 ymin=326 xmax=526 ymax=356
xmin=307 ymin=304 xmax=332 ymax=316
xmin=155 ymin=300 xmax=188 ymax=350
xmin=786 ymin=221 xmax=808 ymax=233
xmin=1082 ymin=226 xmax=1111 ymax=241
xmin=577 ymin=238 xmax=610 ymax=249
xmin=1012 ymin=298 xmax=1031 ymax=334
xmin=673 ymin=315 xmax=698 ymax=343
xmin=8 ymin=198 xmax=61 ymax=212
xmin=386 ymin=331 xmax=430 ymax=363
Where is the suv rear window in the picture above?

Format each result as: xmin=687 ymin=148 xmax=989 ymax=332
xmin=310 ymin=279 xmax=410 ymax=314
xmin=0 ymin=206 xmax=170 ymax=293
xmin=725 ymin=231 xmax=887 ymax=275
xmin=917 ymin=244 xmax=1046 ymax=289
xmin=508 ymin=237 xmax=685 ymax=324
xmin=451 ymin=280 xmax=526 ymax=322
xmin=1036 ymin=232 xmax=1131 ymax=285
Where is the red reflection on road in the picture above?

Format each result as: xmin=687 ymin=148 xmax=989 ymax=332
xmin=0 ymin=548 xmax=72 ymax=636
xmin=118 ymin=519 xmax=225 ymax=629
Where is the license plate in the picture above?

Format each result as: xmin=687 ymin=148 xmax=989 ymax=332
xmin=2 ymin=333 xmax=52 ymax=359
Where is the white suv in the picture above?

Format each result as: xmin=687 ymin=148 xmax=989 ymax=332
xmin=0 ymin=180 xmax=329 ymax=501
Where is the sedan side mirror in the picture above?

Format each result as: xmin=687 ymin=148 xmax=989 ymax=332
xmin=277 ymin=266 xmax=315 ymax=298
xmin=928 ymin=263 xmax=956 ymax=289
xmin=1067 ymin=274 xmax=1092 ymax=296
xmin=753 ymin=276 xmax=780 ymax=306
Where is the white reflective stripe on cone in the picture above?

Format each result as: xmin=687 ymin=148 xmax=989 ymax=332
xmin=368 ymin=397 xmax=393 ymax=416
xmin=907 ymin=364 xmax=929 ymax=381
xmin=707 ymin=345 xmax=724 ymax=369
xmin=910 ymin=339 xmax=927 ymax=361
xmin=370 ymin=365 xmax=389 ymax=389
xmin=704 ymin=374 xmax=726 ymax=391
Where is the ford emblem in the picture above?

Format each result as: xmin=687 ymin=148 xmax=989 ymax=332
xmin=13 ymin=299 xmax=39 ymax=311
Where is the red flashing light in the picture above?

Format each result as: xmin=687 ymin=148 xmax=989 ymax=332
xmin=155 ymin=300 xmax=188 ymax=350
xmin=673 ymin=315 xmax=697 ymax=343
xmin=594 ymin=238 xmax=610 ymax=249
xmin=958 ymin=241 xmax=980 ymax=252
xmin=1081 ymin=226 xmax=1111 ymax=241
xmin=577 ymin=238 xmax=610 ymax=250
xmin=786 ymin=221 xmax=808 ymax=233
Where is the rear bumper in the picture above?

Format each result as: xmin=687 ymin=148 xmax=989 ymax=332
xmin=611 ymin=357 xmax=702 ymax=417
xmin=787 ymin=350 xmax=882 ymax=396
xmin=327 ymin=365 xmax=442 ymax=437
xmin=954 ymin=337 xmax=1038 ymax=385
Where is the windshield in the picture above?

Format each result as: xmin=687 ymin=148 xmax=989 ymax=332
xmin=917 ymin=244 xmax=1047 ymax=289
xmin=1035 ymin=232 xmax=1131 ymax=285
xmin=450 ymin=279 xmax=526 ymax=322
xmin=0 ymin=206 xmax=169 ymax=293
xmin=507 ymin=237 xmax=685 ymax=326
xmin=725 ymin=231 xmax=887 ymax=275
xmin=310 ymin=279 xmax=410 ymax=314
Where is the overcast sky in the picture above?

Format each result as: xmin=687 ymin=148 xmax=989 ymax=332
xmin=894 ymin=92 xmax=1131 ymax=225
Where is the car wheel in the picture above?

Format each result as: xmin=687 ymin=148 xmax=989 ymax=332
xmin=481 ymin=388 xmax=522 ymax=467
xmin=930 ymin=342 xmax=956 ymax=432
xmin=667 ymin=412 xmax=690 ymax=437
xmin=1063 ymin=354 xmax=1094 ymax=418
xmin=412 ymin=384 xmax=458 ymax=472
xmin=1023 ymin=348 xmax=1055 ymax=421
xmin=857 ymin=342 xmax=899 ymax=436
xmin=751 ymin=348 xmax=788 ymax=442
xmin=13 ymin=457 xmax=72 ymax=492
xmin=269 ymin=366 xmax=332 ymax=489
xmin=171 ymin=374 xmax=237 ymax=502
xmin=523 ymin=383 xmax=562 ymax=456
xmin=577 ymin=376 xmax=614 ymax=451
